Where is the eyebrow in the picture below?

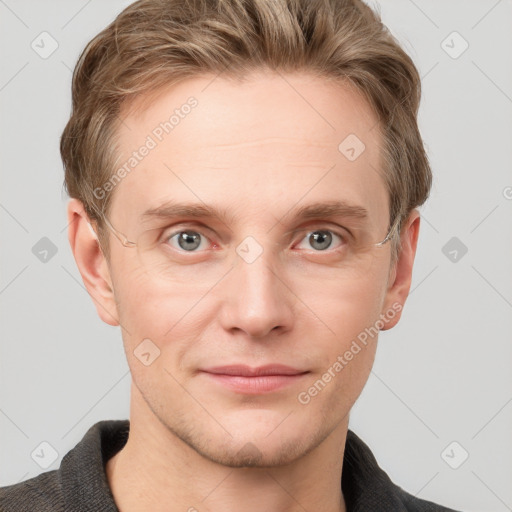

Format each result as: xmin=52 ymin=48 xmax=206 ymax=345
xmin=140 ymin=200 xmax=369 ymax=225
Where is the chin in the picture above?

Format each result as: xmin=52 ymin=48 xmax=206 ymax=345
xmin=187 ymin=419 xmax=322 ymax=469
xmin=198 ymin=439 xmax=307 ymax=468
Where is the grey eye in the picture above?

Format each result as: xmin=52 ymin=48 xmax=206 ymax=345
xmin=296 ymin=230 xmax=344 ymax=252
xmin=169 ymin=230 xmax=205 ymax=251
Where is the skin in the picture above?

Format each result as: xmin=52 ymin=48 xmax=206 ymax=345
xmin=67 ymin=69 xmax=420 ymax=512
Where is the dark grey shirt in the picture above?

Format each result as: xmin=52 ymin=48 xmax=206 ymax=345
xmin=0 ymin=419 xmax=460 ymax=511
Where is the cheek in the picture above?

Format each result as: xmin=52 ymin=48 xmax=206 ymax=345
xmin=115 ymin=277 xmax=193 ymax=339
xmin=301 ymin=278 xmax=383 ymax=416
xmin=110 ymin=266 xmax=213 ymax=371
xmin=296 ymin=265 xmax=386 ymax=339
xmin=294 ymin=266 xmax=386 ymax=393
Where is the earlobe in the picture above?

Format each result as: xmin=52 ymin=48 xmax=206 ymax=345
xmin=380 ymin=209 xmax=421 ymax=331
xmin=67 ymin=198 xmax=120 ymax=327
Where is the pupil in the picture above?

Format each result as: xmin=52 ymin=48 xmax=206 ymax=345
xmin=310 ymin=231 xmax=331 ymax=251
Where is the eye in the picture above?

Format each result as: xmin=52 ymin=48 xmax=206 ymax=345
xmin=165 ymin=229 xmax=211 ymax=252
xmin=295 ymin=229 xmax=347 ymax=252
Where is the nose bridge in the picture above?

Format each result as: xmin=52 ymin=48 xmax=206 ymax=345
xmin=235 ymin=237 xmax=280 ymax=292
xmin=221 ymin=234 xmax=293 ymax=337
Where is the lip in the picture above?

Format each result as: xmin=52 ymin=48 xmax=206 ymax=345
xmin=202 ymin=364 xmax=307 ymax=377
xmin=200 ymin=365 xmax=310 ymax=394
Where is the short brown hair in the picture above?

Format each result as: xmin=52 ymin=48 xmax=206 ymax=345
xmin=61 ymin=0 xmax=432 ymax=265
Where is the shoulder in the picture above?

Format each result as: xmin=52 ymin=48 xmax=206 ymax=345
xmin=399 ymin=490 xmax=462 ymax=512
xmin=0 ymin=470 xmax=64 ymax=512
xmin=343 ymin=429 xmax=462 ymax=511
xmin=0 ymin=419 xmax=129 ymax=512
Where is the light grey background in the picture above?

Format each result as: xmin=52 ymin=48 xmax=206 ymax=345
xmin=1 ymin=1 xmax=511 ymax=511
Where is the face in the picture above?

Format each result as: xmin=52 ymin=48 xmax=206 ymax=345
xmin=81 ymin=70 xmax=411 ymax=467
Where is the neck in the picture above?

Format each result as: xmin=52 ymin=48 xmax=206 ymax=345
xmin=106 ymin=384 xmax=348 ymax=512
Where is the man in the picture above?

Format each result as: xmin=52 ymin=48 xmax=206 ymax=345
xmin=0 ymin=0 xmax=461 ymax=510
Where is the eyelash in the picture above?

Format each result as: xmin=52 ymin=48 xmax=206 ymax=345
xmin=161 ymin=225 xmax=350 ymax=254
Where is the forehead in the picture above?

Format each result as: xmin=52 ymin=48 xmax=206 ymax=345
xmin=109 ymin=70 xmax=387 ymax=228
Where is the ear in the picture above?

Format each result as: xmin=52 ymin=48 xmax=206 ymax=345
xmin=380 ymin=209 xmax=421 ymax=331
xmin=67 ymin=198 xmax=120 ymax=326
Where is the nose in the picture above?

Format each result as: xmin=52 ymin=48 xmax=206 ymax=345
xmin=218 ymin=241 xmax=295 ymax=339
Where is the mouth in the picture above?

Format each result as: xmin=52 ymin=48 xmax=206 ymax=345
xmin=200 ymin=364 xmax=310 ymax=394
